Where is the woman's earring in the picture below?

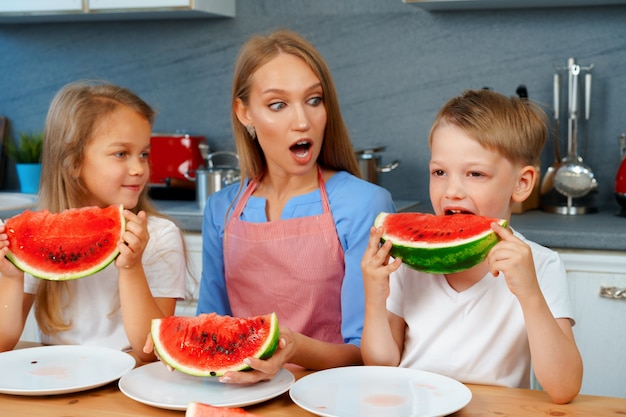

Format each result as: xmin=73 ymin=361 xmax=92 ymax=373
xmin=246 ymin=124 xmax=256 ymax=140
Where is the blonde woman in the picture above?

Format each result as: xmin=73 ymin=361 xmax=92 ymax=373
xmin=195 ymin=29 xmax=396 ymax=383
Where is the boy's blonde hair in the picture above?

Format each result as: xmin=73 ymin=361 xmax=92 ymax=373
xmin=429 ymin=89 xmax=548 ymax=167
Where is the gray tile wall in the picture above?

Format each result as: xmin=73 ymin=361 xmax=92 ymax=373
xmin=1 ymin=0 xmax=625 ymax=210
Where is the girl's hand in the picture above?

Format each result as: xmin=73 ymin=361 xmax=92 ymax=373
xmin=486 ymin=223 xmax=541 ymax=300
xmin=218 ymin=326 xmax=296 ymax=384
xmin=115 ymin=210 xmax=149 ymax=271
xmin=361 ymin=226 xmax=402 ymax=303
xmin=0 ymin=221 xmax=23 ymax=279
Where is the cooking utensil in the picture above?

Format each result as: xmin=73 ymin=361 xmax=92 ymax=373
xmin=554 ymin=61 xmax=597 ymax=198
xmin=184 ymin=151 xmax=240 ymax=209
xmin=355 ymin=147 xmax=400 ymax=184
xmin=540 ymin=73 xmax=562 ymax=195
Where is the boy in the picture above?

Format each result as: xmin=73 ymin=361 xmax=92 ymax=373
xmin=361 ymin=89 xmax=583 ymax=404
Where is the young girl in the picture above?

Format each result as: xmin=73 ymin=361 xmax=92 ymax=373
xmin=0 ymin=81 xmax=187 ymax=362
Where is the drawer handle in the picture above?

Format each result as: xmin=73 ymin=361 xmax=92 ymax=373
xmin=599 ymin=286 xmax=626 ymax=300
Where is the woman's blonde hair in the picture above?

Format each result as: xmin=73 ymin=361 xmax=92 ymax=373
xmin=429 ymin=89 xmax=548 ymax=167
xmin=231 ymin=29 xmax=361 ymax=182
xmin=34 ymin=80 xmax=179 ymax=334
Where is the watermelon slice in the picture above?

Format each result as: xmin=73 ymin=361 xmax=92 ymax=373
xmin=375 ymin=212 xmax=507 ymax=274
xmin=151 ymin=312 xmax=280 ymax=377
xmin=4 ymin=205 xmax=125 ymax=281
xmin=186 ymin=402 xmax=261 ymax=417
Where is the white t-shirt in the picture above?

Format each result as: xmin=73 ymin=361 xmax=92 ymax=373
xmin=24 ymin=215 xmax=187 ymax=351
xmin=386 ymin=231 xmax=574 ymax=388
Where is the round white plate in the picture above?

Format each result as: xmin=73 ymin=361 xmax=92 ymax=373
xmin=119 ymin=362 xmax=295 ymax=411
xmin=0 ymin=345 xmax=136 ymax=396
xmin=289 ymin=366 xmax=472 ymax=417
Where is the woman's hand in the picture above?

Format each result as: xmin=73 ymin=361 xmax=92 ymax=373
xmin=218 ymin=326 xmax=296 ymax=384
xmin=115 ymin=210 xmax=149 ymax=271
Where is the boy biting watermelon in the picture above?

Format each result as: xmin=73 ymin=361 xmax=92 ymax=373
xmin=361 ymin=89 xmax=583 ymax=405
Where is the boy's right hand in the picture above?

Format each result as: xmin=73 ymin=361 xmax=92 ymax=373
xmin=361 ymin=226 xmax=402 ymax=303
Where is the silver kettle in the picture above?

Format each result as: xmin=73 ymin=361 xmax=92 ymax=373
xmin=184 ymin=151 xmax=240 ymax=209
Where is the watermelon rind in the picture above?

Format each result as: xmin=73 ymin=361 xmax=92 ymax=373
xmin=375 ymin=212 xmax=508 ymax=274
xmin=151 ymin=312 xmax=280 ymax=377
xmin=4 ymin=204 xmax=125 ymax=281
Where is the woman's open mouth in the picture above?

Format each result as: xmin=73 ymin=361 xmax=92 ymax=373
xmin=289 ymin=140 xmax=312 ymax=157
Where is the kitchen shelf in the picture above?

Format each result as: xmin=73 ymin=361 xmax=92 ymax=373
xmin=0 ymin=0 xmax=235 ymax=23
xmin=403 ymin=0 xmax=626 ymax=11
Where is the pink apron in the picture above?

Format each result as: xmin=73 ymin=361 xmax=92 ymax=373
xmin=224 ymin=168 xmax=345 ymax=343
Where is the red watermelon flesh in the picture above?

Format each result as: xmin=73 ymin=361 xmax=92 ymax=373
xmin=186 ymin=402 xmax=261 ymax=417
xmin=375 ymin=212 xmax=507 ymax=274
xmin=4 ymin=205 xmax=124 ymax=281
xmin=151 ymin=312 xmax=280 ymax=377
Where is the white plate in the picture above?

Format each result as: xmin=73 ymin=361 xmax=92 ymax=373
xmin=119 ymin=362 xmax=295 ymax=411
xmin=289 ymin=366 xmax=472 ymax=417
xmin=0 ymin=345 xmax=136 ymax=396
xmin=0 ymin=192 xmax=36 ymax=212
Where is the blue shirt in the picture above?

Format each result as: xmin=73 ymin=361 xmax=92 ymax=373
xmin=197 ymin=171 xmax=396 ymax=346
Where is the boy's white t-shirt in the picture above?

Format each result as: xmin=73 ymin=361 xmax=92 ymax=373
xmin=24 ymin=215 xmax=187 ymax=351
xmin=386 ymin=230 xmax=574 ymax=388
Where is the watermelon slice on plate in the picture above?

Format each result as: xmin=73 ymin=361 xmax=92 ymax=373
xmin=152 ymin=312 xmax=280 ymax=377
xmin=375 ymin=212 xmax=507 ymax=274
xmin=186 ymin=402 xmax=261 ymax=417
xmin=4 ymin=204 xmax=125 ymax=281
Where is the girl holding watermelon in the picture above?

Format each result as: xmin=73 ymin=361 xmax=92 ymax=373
xmin=190 ymin=29 xmax=396 ymax=384
xmin=0 ymin=81 xmax=188 ymax=362
xmin=361 ymin=89 xmax=583 ymax=404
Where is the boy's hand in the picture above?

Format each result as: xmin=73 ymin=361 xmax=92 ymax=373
xmin=361 ymin=226 xmax=402 ymax=303
xmin=486 ymin=222 xmax=541 ymax=300
xmin=115 ymin=210 xmax=149 ymax=271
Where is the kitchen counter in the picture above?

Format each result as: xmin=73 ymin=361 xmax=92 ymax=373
xmin=510 ymin=206 xmax=626 ymax=252
xmin=154 ymin=199 xmax=626 ymax=252
xmin=154 ymin=199 xmax=423 ymax=234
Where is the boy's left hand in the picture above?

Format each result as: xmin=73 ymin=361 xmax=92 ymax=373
xmin=486 ymin=222 xmax=541 ymax=300
xmin=115 ymin=210 xmax=149 ymax=271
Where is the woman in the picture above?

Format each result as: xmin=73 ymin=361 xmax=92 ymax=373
xmin=197 ymin=29 xmax=396 ymax=383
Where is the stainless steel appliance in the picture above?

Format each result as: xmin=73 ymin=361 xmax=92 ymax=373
xmin=355 ymin=146 xmax=400 ymax=184
xmin=541 ymin=57 xmax=598 ymax=215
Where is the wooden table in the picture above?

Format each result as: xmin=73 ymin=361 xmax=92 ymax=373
xmin=2 ymin=343 xmax=625 ymax=417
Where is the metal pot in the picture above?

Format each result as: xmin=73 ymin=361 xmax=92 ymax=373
xmin=355 ymin=146 xmax=400 ymax=184
xmin=184 ymin=151 xmax=240 ymax=209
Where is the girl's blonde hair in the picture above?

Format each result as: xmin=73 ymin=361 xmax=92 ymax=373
xmin=34 ymin=80 xmax=176 ymax=334
xmin=231 ymin=29 xmax=361 ymax=182
xmin=429 ymin=89 xmax=548 ymax=167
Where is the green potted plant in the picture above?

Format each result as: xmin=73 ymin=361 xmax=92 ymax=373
xmin=5 ymin=131 xmax=44 ymax=194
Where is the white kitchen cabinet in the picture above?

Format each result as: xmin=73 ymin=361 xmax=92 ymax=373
xmin=0 ymin=0 xmax=82 ymax=13
xmin=175 ymin=232 xmax=202 ymax=316
xmin=0 ymin=0 xmax=235 ymax=23
xmin=404 ymin=0 xmax=626 ymax=10
xmin=558 ymin=250 xmax=626 ymax=398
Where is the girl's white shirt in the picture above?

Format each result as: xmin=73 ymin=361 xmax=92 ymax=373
xmin=24 ymin=215 xmax=187 ymax=351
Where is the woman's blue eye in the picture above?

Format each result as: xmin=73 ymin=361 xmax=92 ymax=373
xmin=269 ymin=102 xmax=285 ymax=111
xmin=308 ymin=96 xmax=323 ymax=106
